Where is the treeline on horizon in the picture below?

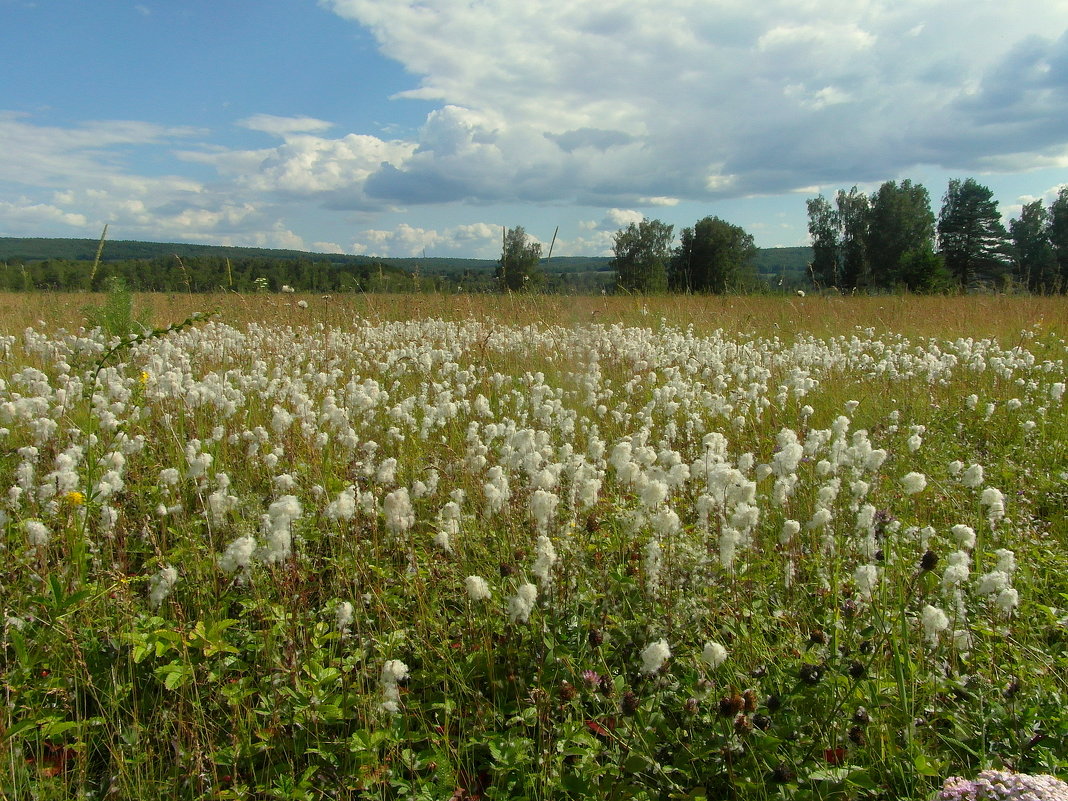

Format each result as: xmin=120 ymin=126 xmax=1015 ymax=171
xmin=4 ymin=174 xmax=1063 ymax=295
xmin=0 ymin=241 xmax=811 ymax=295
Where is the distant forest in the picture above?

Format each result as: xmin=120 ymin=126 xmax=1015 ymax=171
xmin=0 ymin=237 xmax=812 ymax=294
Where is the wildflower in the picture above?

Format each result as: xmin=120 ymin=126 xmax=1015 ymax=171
xmin=379 ymin=659 xmax=409 ymax=714
xmin=980 ymin=487 xmax=1006 ymax=526
xmin=780 ymin=519 xmax=801 ymax=544
xmin=995 ymin=587 xmax=1019 ymax=616
xmin=465 ymin=575 xmax=491 ymax=601
xmin=921 ymin=604 xmax=949 ymax=645
xmin=961 ymin=463 xmax=984 ymax=488
xmin=508 ymin=582 xmax=538 ymax=623
xmin=383 ymin=487 xmax=414 ymax=536
xmin=854 ymin=564 xmax=879 ymax=600
xmin=901 ymin=472 xmax=927 ymax=494
xmin=63 ymin=490 xmax=85 ymax=506
xmin=219 ymin=534 xmax=256 ymax=573
xmin=335 ymin=601 xmax=354 ymax=631
xmin=639 ymin=639 xmax=671 ymax=675
xmin=147 ymin=566 xmax=178 ymax=608
xmin=532 ymin=535 xmax=557 ymax=585
xmin=951 ymin=524 xmax=976 ymax=549
xmin=937 ymin=770 xmax=1068 ymax=800
xmin=24 ymin=519 xmax=49 ymax=546
xmin=702 ymin=641 xmax=728 ymax=668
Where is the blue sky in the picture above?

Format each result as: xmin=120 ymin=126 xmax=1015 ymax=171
xmin=1 ymin=0 xmax=1066 ymax=258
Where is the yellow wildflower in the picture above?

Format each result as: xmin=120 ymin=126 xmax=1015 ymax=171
xmin=64 ymin=490 xmax=86 ymax=506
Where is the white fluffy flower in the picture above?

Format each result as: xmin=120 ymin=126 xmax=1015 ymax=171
xmin=219 ymin=534 xmax=256 ymax=573
xmin=901 ymin=472 xmax=927 ymax=494
xmin=961 ymin=463 xmax=984 ymax=488
xmin=147 ymin=566 xmax=179 ymax=608
xmin=701 ymin=641 xmax=728 ymax=668
xmin=508 ymin=583 xmax=538 ymax=623
xmin=24 ymin=519 xmax=49 ymax=546
xmin=921 ymin=604 xmax=950 ymax=645
xmin=465 ymin=575 xmax=491 ymax=601
xmin=951 ymin=524 xmax=976 ymax=550
xmin=335 ymin=601 xmax=354 ymax=631
xmin=639 ymin=639 xmax=671 ymax=675
xmin=532 ymin=535 xmax=557 ymax=585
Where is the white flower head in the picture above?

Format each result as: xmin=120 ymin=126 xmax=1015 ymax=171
xmin=465 ymin=575 xmax=491 ymax=601
xmin=640 ymin=638 xmax=671 ymax=675
xmin=701 ymin=641 xmax=728 ymax=668
xmin=901 ymin=472 xmax=927 ymax=494
xmin=921 ymin=604 xmax=950 ymax=645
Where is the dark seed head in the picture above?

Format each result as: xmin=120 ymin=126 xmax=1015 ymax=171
xmin=848 ymin=660 xmax=866 ymax=679
xmin=809 ymin=629 xmax=828 ymax=646
xmin=852 ymin=706 xmax=870 ymax=725
xmin=588 ymin=628 xmax=604 ymax=647
xmin=742 ymin=689 xmax=758 ymax=713
xmin=799 ymin=663 xmax=824 ymax=685
xmin=921 ymin=550 xmax=939 ymax=572
xmin=683 ymin=697 xmax=699 ymax=715
xmin=771 ymin=763 xmax=796 ymax=784
xmin=734 ymin=714 xmax=753 ymax=735
xmin=621 ymin=690 xmax=640 ymax=714
xmin=753 ymin=713 xmax=772 ymax=731
xmin=719 ymin=692 xmax=744 ymax=717
xmin=599 ymin=675 xmax=614 ymax=697
xmin=848 ymin=725 xmax=866 ymax=746
xmin=766 ymin=693 xmax=782 ymax=712
xmin=558 ymin=681 xmax=577 ymax=702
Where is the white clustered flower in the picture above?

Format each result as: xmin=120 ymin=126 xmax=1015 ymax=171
xmin=465 ymin=575 xmax=491 ymax=601
xmin=532 ymin=535 xmax=557 ymax=585
xmin=951 ymin=524 xmax=976 ymax=550
xmin=24 ymin=519 xmax=50 ymax=546
xmin=854 ymin=564 xmax=879 ymax=600
xmin=147 ymin=566 xmax=179 ymax=608
xmin=508 ymin=582 xmax=538 ymax=623
xmin=921 ymin=604 xmax=950 ymax=645
xmin=961 ymin=463 xmax=984 ymax=489
xmin=335 ymin=601 xmax=354 ymax=631
xmin=639 ymin=638 xmax=671 ymax=675
xmin=901 ymin=472 xmax=927 ymax=494
xmin=938 ymin=769 xmax=1068 ymax=801
xmin=701 ymin=641 xmax=728 ymax=668
xmin=379 ymin=659 xmax=409 ymax=714
xmin=383 ymin=487 xmax=414 ymax=536
xmin=219 ymin=535 xmax=256 ymax=573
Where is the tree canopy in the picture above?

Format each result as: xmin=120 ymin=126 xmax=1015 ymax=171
xmin=495 ymin=226 xmax=543 ymax=292
xmin=612 ymin=218 xmax=673 ymax=293
xmin=669 ymin=216 xmax=757 ymax=294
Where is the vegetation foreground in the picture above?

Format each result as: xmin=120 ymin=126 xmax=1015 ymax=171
xmin=2 ymin=292 xmax=1068 ymax=800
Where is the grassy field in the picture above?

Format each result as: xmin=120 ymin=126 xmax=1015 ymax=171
xmin=2 ymin=291 xmax=1068 ymax=800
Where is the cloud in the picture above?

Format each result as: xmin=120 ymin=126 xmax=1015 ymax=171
xmin=352 ymin=220 xmax=504 ymax=257
xmin=238 ymin=114 xmax=335 ymax=137
xmin=321 ymin=0 xmax=1068 ymax=205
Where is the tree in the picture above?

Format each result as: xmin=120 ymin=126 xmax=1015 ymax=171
xmin=612 ymin=218 xmax=673 ymax=293
xmin=1048 ymin=187 xmax=1068 ymax=291
xmin=866 ymin=179 xmax=936 ymax=290
xmin=836 ymin=187 xmax=871 ymax=290
xmin=669 ymin=216 xmax=756 ymax=294
xmin=495 ymin=226 xmax=543 ymax=292
xmin=806 ymin=195 xmax=839 ymax=288
xmin=1010 ymin=200 xmax=1058 ymax=293
xmin=937 ymin=178 xmax=1011 ymax=289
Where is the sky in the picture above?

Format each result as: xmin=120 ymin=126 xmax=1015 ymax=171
xmin=1 ymin=0 xmax=1067 ymax=259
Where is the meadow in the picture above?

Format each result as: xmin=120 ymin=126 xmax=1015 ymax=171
xmin=2 ymin=291 xmax=1068 ymax=800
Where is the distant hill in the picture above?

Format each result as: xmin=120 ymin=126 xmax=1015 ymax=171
xmin=0 ymin=236 xmax=811 ymax=292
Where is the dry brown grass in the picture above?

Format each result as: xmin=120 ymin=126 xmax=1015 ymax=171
xmin=1 ymin=291 xmax=1066 ymax=341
